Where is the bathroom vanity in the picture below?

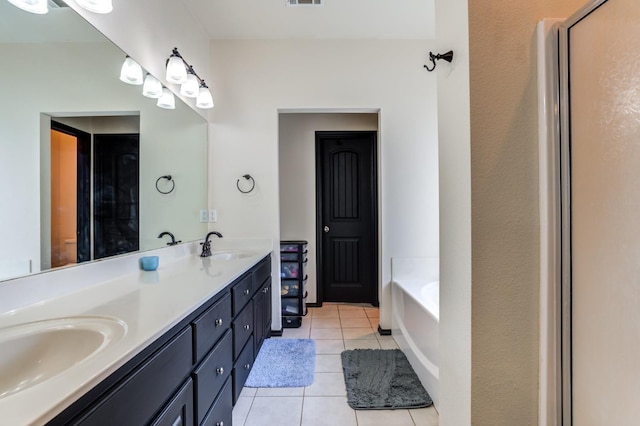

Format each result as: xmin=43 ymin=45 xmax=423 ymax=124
xmin=0 ymin=241 xmax=273 ymax=426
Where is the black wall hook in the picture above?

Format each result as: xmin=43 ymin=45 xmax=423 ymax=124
xmin=423 ymin=50 xmax=454 ymax=72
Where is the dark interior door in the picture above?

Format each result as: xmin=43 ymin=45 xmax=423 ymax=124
xmin=316 ymin=131 xmax=378 ymax=305
xmin=94 ymin=133 xmax=139 ymax=259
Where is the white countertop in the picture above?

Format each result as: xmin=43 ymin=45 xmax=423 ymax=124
xmin=0 ymin=239 xmax=273 ymax=425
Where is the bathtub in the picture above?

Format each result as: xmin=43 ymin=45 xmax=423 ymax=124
xmin=391 ymin=258 xmax=439 ymax=408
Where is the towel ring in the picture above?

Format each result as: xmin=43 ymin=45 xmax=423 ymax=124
xmin=236 ymin=174 xmax=255 ymax=194
xmin=155 ymin=175 xmax=175 ymax=194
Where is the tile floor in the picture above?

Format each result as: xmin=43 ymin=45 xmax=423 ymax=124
xmin=232 ymin=303 xmax=439 ymax=426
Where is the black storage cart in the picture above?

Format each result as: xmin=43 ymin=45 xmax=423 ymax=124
xmin=280 ymin=240 xmax=308 ymax=328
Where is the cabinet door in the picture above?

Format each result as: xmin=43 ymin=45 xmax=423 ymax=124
xmin=201 ymin=378 xmax=233 ymax=426
xmin=193 ymin=331 xmax=233 ymax=424
xmin=75 ymin=327 xmax=192 ymax=426
xmin=253 ymin=277 xmax=272 ymax=353
xmin=150 ymin=378 xmax=193 ymax=426
xmin=232 ymin=301 xmax=254 ymax=359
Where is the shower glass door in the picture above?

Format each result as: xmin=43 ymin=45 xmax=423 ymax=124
xmin=561 ymin=0 xmax=640 ymax=423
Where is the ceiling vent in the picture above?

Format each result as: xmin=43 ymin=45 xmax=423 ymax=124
xmin=286 ymin=0 xmax=324 ymax=6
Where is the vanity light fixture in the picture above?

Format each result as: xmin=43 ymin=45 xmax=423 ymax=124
xmin=180 ymin=67 xmax=199 ymax=98
xmin=166 ymin=49 xmax=188 ymax=84
xmin=157 ymin=87 xmax=176 ymax=110
xmin=142 ymin=73 xmax=163 ymax=98
xmin=166 ymin=47 xmax=214 ymax=109
xmin=75 ymin=0 xmax=112 ymax=14
xmin=119 ymin=56 xmax=143 ymax=85
xmin=7 ymin=0 xmax=48 ymax=14
xmin=196 ymin=82 xmax=214 ymax=109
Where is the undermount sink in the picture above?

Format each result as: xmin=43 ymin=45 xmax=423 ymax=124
xmin=209 ymin=250 xmax=254 ymax=260
xmin=0 ymin=316 xmax=127 ymax=399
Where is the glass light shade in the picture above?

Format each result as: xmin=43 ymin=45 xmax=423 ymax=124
xmin=119 ymin=56 xmax=143 ymax=85
xmin=166 ymin=55 xmax=187 ymax=84
xmin=196 ymin=86 xmax=214 ymax=109
xmin=7 ymin=0 xmax=48 ymax=14
xmin=180 ymin=73 xmax=199 ymax=98
xmin=157 ymin=88 xmax=176 ymax=110
xmin=142 ymin=73 xmax=163 ymax=98
xmin=75 ymin=0 xmax=113 ymax=14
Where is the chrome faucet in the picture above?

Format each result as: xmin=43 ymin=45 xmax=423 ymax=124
xmin=158 ymin=231 xmax=181 ymax=246
xmin=200 ymin=231 xmax=223 ymax=257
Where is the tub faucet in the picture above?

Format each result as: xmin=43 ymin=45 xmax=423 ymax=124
xmin=158 ymin=231 xmax=181 ymax=246
xmin=200 ymin=231 xmax=223 ymax=257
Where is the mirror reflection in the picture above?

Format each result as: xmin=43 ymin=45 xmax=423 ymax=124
xmin=0 ymin=2 xmax=208 ymax=280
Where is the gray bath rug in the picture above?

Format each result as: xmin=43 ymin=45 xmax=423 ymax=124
xmin=341 ymin=349 xmax=432 ymax=410
xmin=245 ymin=338 xmax=315 ymax=387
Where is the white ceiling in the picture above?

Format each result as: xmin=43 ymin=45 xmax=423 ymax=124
xmin=182 ymin=0 xmax=436 ymax=40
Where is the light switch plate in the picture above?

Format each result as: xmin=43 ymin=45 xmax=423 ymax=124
xmin=209 ymin=209 xmax=217 ymax=223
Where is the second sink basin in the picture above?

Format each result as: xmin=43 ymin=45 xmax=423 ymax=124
xmin=209 ymin=250 xmax=254 ymax=260
xmin=0 ymin=316 xmax=127 ymax=399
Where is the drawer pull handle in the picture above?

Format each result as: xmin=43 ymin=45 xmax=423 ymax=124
xmin=243 ymin=324 xmax=250 ymax=330
xmin=214 ymin=318 xmax=223 ymax=326
xmin=244 ymin=363 xmax=251 ymax=369
xmin=216 ymin=422 xmax=224 ymax=426
xmin=216 ymin=367 xmax=224 ymax=375
xmin=243 ymin=289 xmax=250 ymax=295
xmin=263 ymin=287 xmax=269 ymax=293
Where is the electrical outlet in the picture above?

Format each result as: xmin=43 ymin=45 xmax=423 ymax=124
xmin=209 ymin=209 xmax=217 ymax=223
xmin=199 ymin=209 xmax=208 ymax=223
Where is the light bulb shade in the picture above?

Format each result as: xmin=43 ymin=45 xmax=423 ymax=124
xmin=142 ymin=73 xmax=163 ymax=98
xmin=180 ymin=73 xmax=199 ymax=98
xmin=196 ymin=86 xmax=214 ymax=109
xmin=157 ymin=88 xmax=176 ymax=109
xmin=119 ymin=56 xmax=143 ymax=85
xmin=8 ymin=0 xmax=48 ymax=14
xmin=75 ymin=0 xmax=113 ymax=14
xmin=166 ymin=55 xmax=187 ymax=84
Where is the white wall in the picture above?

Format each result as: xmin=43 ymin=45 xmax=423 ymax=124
xmin=435 ymin=0 xmax=472 ymax=424
xmin=209 ymin=39 xmax=439 ymax=330
xmin=278 ymin=113 xmax=379 ymax=304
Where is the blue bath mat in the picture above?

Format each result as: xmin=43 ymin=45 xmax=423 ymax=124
xmin=341 ymin=349 xmax=432 ymax=409
xmin=245 ymin=338 xmax=316 ymax=387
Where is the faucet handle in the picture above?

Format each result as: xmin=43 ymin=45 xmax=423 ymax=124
xmin=200 ymin=240 xmax=212 ymax=257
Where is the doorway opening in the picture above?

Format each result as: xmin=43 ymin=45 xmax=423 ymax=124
xmin=44 ymin=115 xmax=140 ymax=270
xmin=278 ymin=112 xmax=379 ymax=309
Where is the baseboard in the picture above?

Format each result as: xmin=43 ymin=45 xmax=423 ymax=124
xmin=270 ymin=328 xmax=283 ymax=337
xmin=306 ymin=302 xmax=322 ymax=308
xmin=377 ymin=325 xmax=392 ymax=336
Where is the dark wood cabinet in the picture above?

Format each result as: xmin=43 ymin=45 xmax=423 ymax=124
xmin=49 ymin=254 xmax=272 ymax=426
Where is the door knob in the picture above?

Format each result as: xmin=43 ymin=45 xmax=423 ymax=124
xmin=323 ymin=226 xmax=330 ymax=233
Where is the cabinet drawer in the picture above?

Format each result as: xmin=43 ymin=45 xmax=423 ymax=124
xmin=232 ymin=301 xmax=254 ymax=358
xmin=280 ymin=259 xmax=307 ymax=279
xmin=201 ymin=378 xmax=233 ymax=426
xmin=252 ymin=256 xmax=271 ymax=293
xmin=193 ymin=330 xmax=233 ymax=424
xmin=232 ymin=340 xmax=255 ymax=404
xmin=75 ymin=327 xmax=192 ymax=426
xmin=231 ymin=273 xmax=253 ymax=316
xmin=150 ymin=378 xmax=193 ymax=426
xmin=281 ymin=276 xmax=306 ymax=297
xmin=192 ymin=292 xmax=232 ymax=363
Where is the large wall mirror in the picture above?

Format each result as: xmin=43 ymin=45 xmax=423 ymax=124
xmin=0 ymin=2 xmax=208 ymax=281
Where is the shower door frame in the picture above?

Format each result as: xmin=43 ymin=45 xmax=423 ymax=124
xmin=558 ymin=1 xmax=612 ymax=424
